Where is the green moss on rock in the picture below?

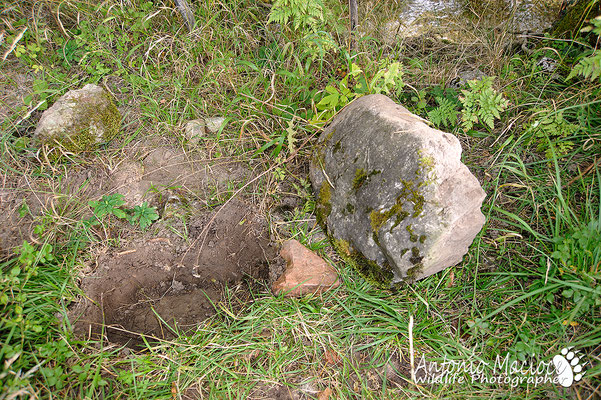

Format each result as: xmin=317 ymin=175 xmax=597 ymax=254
xmin=368 ymin=175 xmax=427 ymax=235
xmin=333 ymin=140 xmax=342 ymax=153
xmin=406 ymin=225 xmax=418 ymax=242
xmin=315 ymin=181 xmax=332 ymax=226
xmin=406 ymin=262 xmax=424 ymax=282
xmin=409 ymin=246 xmax=423 ymax=265
xmin=331 ymin=237 xmax=394 ymax=288
xmin=352 ymin=168 xmax=368 ymax=190
xmin=345 ymin=203 xmax=356 ymax=215
xmin=41 ymin=89 xmax=121 ymax=157
xmin=399 ymin=179 xmax=425 ymax=218
xmin=352 ymin=168 xmax=381 ymax=191
xmin=552 ymin=0 xmax=601 ymax=37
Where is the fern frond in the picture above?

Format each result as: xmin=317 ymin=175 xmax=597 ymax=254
xmin=459 ymin=77 xmax=508 ymax=131
xmin=268 ymin=0 xmax=324 ymax=32
xmin=527 ymin=110 xmax=579 ymax=160
xmin=568 ymin=52 xmax=601 ymax=82
xmin=427 ymin=97 xmax=458 ymax=129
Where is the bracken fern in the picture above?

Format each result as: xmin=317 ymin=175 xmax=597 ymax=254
xmin=427 ymin=97 xmax=459 ymax=129
xmin=268 ymin=0 xmax=325 ymax=32
xmin=567 ymin=16 xmax=601 ymax=82
xmin=459 ymin=77 xmax=509 ymax=131
xmin=527 ymin=109 xmax=579 ymax=159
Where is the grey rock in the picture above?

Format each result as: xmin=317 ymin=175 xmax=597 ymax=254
xmin=34 ymin=84 xmax=121 ymax=153
xmin=204 ymin=116 xmax=226 ymax=133
xmin=184 ymin=119 xmax=206 ymax=144
xmin=309 ymin=94 xmax=486 ymax=283
xmin=449 ymin=69 xmax=486 ymax=89
xmin=537 ymin=57 xmax=557 ymax=73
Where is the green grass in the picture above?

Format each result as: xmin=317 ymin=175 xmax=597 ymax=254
xmin=0 ymin=0 xmax=600 ymax=398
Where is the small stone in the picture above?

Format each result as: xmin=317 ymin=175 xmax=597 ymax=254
xmin=184 ymin=119 xmax=206 ymax=145
xmin=272 ymin=239 xmax=340 ymax=297
xmin=34 ymin=84 xmax=121 ymax=154
xmin=449 ymin=69 xmax=486 ymax=89
xmin=537 ymin=57 xmax=557 ymax=73
xmin=204 ymin=117 xmax=226 ymax=133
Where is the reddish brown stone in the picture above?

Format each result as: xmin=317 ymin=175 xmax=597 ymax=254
xmin=272 ymin=239 xmax=340 ymax=297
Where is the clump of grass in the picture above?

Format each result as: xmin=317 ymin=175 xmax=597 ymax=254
xmin=0 ymin=241 xmax=79 ymax=396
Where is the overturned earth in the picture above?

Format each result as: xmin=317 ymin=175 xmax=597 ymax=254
xmin=62 ymin=145 xmax=279 ymax=346
xmin=0 ymin=135 xmax=280 ymax=346
xmin=69 ymin=198 xmax=276 ymax=346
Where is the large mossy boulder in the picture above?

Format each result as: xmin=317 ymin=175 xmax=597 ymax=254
xmin=309 ymin=94 xmax=486 ymax=285
xmin=34 ymin=84 xmax=121 ymax=155
xmin=552 ymin=0 xmax=600 ymax=37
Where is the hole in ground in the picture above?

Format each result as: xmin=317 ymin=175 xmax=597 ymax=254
xmin=69 ymin=200 xmax=276 ymax=347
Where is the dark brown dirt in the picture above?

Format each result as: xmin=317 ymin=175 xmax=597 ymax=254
xmin=0 ymin=178 xmax=35 ymax=258
xmin=69 ymin=198 xmax=277 ymax=346
xmin=0 ymin=69 xmax=289 ymax=349
xmin=0 ymin=124 xmax=280 ymax=346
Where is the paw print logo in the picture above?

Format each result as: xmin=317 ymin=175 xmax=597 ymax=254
xmin=553 ymin=347 xmax=586 ymax=388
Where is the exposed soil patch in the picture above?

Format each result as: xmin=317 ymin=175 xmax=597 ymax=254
xmin=0 ymin=179 xmax=35 ymax=258
xmin=0 ymin=66 xmax=283 ymax=343
xmin=70 ymin=199 xmax=276 ymax=346
xmin=56 ymin=142 xmax=277 ymax=345
xmin=0 ymin=65 xmax=281 ymax=345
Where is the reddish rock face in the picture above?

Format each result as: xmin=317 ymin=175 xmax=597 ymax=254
xmin=272 ymin=240 xmax=340 ymax=298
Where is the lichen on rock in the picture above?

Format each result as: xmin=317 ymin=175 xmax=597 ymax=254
xmin=34 ymin=84 xmax=121 ymax=156
xmin=309 ymin=94 xmax=486 ymax=285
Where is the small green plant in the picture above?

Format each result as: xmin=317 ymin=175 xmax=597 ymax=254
xmin=11 ymin=26 xmax=45 ymax=73
xmin=369 ymin=61 xmax=405 ymax=95
xmin=56 ymin=39 xmax=85 ymax=68
xmin=552 ymin=218 xmax=601 ymax=274
xmin=427 ymin=97 xmax=459 ymax=129
xmin=268 ymin=0 xmax=325 ymax=32
xmin=88 ymin=193 xmax=127 ymax=220
xmin=23 ymin=79 xmax=51 ymax=111
xmin=527 ymin=110 xmax=579 ymax=159
xmin=88 ymin=194 xmax=159 ymax=229
xmin=16 ymin=241 xmax=55 ymax=268
xmin=410 ymin=89 xmax=427 ymax=111
xmin=314 ymin=63 xmax=364 ymax=121
xmin=512 ymin=334 xmax=542 ymax=362
xmin=459 ymin=77 xmax=509 ymax=131
xmin=255 ymin=117 xmax=298 ymax=157
xmin=0 ymin=241 xmax=76 ymax=395
xmin=567 ymin=16 xmax=601 ymax=82
xmin=129 ymin=202 xmax=160 ymax=229
xmin=549 ymin=218 xmax=601 ymax=320
xmin=313 ymin=61 xmax=404 ymax=123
